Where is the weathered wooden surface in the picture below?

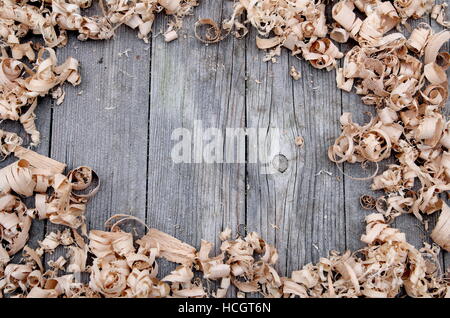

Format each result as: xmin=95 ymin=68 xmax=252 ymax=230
xmin=1 ymin=0 xmax=448 ymax=281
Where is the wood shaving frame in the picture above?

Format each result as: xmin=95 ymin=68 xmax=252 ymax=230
xmin=0 ymin=0 xmax=449 ymax=299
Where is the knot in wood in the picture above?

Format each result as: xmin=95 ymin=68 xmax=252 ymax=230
xmin=272 ymin=154 xmax=288 ymax=173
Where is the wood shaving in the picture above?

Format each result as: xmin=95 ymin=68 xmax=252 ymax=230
xmin=393 ymin=0 xmax=435 ymax=22
xmin=219 ymin=227 xmax=231 ymax=241
xmin=0 ymin=193 xmax=31 ymax=260
xmin=0 ymin=130 xmax=22 ymax=159
xmin=330 ymin=25 xmax=350 ymax=43
xmin=164 ymin=29 xmax=179 ymax=43
xmin=294 ymin=136 xmax=304 ymax=147
xmin=137 ymin=228 xmax=196 ymax=266
xmin=1 ymin=208 xmax=448 ymax=298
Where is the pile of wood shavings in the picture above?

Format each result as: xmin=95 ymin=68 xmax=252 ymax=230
xmin=0 ymin=147 xmax=98 ymax=268
xmin=0 ymin=0 xmax=198 ymax=152
xmin=328 ymin=0 xmax=450 ymax=246
xmin=0 ymin=159 xmax=448 ymax=298
xmin=223 ymin=0 xmax=343 ymax=67
xmin=0 ymin=0 xmax=448 ymax=298
xmin=0 ymin=149 xmax=448 ymax=297
xmin=220 ymin=0 xmax=446 ymax=67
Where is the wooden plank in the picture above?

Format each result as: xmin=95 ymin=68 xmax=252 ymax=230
xmin=147 ymin=0 xmax=246 ymax=283
xmin=245 ymin=31 xmax=345 ymax=276
xmin=343 ymin=8 xmax=449 ymax=271
xmin=46 ymin=24 xmax=151 ymax=256
xmin=392 ymin=15 xmax=438 ymax=255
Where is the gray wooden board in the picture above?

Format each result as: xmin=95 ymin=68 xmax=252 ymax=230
xmin=1 ymin=96 xmax=52 ymax=262
xmin=147 ymin=1 xmax=246 ymax=294
xmin=0 ymin=0 xmax=448 ymax=288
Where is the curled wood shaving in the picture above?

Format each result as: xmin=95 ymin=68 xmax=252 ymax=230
xmin=406 ymin=22 xmax=432 ymax=55
xmin=359 ymin=194 xmax=376 ymax=210
xmin=14 ymin=146 xmax=66 ymax=175
xmin=302 ymin=38 xmax=344 ymax=70
xmin=0 ymin=0 xmax=198 ymax=46
xmin=164 ymin=29 xmax=179 ymax=43
xmin=330 ymin=25 xmax=350 ymax=43
xmin=39 ymin=231 xmax=63 ymax=253
xmin=0 ymin=194 xmax=31 ymax=259
xmin=219 ymin=227 xmax=231 ymax=241
xmin=47 ymin=256 xmax=66 ymax=271
xmin=0 ymin=46 xmax=80 ymax=148
xmin=425 ymin=30 xmax=450 ymax=64
xmin=294 ymin=136 xmax=304 ymax=147
xmin=329 ymin=5 xmax=450 ymax=233
xmin=394 ymin=0 xmax=435 ymax=22
xmin=0 ymin=160 xmax=38 ymax=197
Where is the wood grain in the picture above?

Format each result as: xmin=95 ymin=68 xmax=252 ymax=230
xmin=245 ymin=28 xmax=345 ymax=278
xmin=147 ymin=1 xmax=246 ymax=283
